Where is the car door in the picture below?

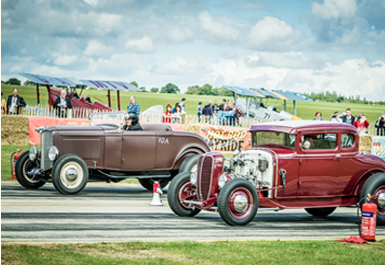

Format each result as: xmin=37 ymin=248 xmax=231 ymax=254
xmin=297 ymin=132 xmax=350 ymax=197
xmin=121 ymin=130 xmax=156 ymax=171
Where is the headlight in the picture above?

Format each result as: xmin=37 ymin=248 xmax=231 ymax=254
xmin=218 ymin=173 xmax=229 ymax=189
xmin=190 ymin=172 xmax=197 ymax=185
xmin=48 ymin=146 xmax=59 ymax=161
xmin=29 ymin=146 xmax=40 ymax=161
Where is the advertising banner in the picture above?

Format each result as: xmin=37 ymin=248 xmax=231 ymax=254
xmin=371 ymin=136 xmax=385 ymax=160
xmin=200 ymin=126 xmax=250 ymax=153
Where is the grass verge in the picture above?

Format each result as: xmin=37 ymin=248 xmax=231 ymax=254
xmin=2 ymin=240 xmax=385 ymax=265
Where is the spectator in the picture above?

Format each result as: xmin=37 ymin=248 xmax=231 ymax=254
xmin=202 ymin=101 xmax=213 ymax=123
xmin=173 ymin=104 xmax=182 ymax=124
xmin=375 ymin=114 xmax=385 ymax=136
xmin=340 ymin=108 xmax=354 ymax=125
xmin=354 ymin=113 xmax=370 ymax=133
xmin=233 ymin=104 xmax=244 ymax=126
xmin=217 ymin=104 xmax=226 ymax=125
xmin=122 ymin=113 xmax=142 ymax=131
xmin=7 ymin=88 xmax=26 ymax=115
xmin=163 ymin=104 xmax=174 ymax=123
xmin=226 ymin=101 xmax=236 ymax=126
xmin=172 ymin=103 xmax=179 ymax=113
xmin=179 ymin=97 xmax=186 ymax=124
xmin=197 ymin=102 xmax=202 ymax=122
xmin=212 ymin=100 xmax=219 ymax=115
xmin=1 ymin=92 xmax=6 ymax=115
xmin=222 ymin=99 xmax=227 ymax=105
xmin=127 ymin=96 xmax=140 ymax=115
xmin=313 ymin=112 xmax=323 ymax=121
xmin=53 ymin=90 xmax=72 ymax=118
xmin=330 ymin=111 xmax=342 ymax=123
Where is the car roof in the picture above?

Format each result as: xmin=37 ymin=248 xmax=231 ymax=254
xmin=249 ymin=120 xmax=358 ymax=134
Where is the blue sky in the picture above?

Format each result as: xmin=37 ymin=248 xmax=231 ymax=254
xmin=1 ymin=0 xmax=385 ymax=101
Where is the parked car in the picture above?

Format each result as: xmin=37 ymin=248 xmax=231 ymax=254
xmin=168 ymin=121 xmax=385 ymax=226
xmin=16 ymin=111 xmax=210 ymax=195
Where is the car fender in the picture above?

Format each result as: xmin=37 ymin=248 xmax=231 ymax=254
xmin=172 ymin=147 xmax=206 ymax=170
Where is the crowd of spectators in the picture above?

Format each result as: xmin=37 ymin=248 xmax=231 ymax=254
xmin=313 ymin=108 xmax=385 ymax=136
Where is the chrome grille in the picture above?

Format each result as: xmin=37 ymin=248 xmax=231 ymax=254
xmin=197 ymin=156 xmax=213 ymax=201
xmin=41 ymin=131 xmax=53 ymax=170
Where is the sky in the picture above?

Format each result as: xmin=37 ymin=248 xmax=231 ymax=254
xmin=1 ymin=0 xmax=385 ymax=101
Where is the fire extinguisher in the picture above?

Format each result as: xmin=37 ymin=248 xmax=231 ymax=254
xmin=360 ymin=194 xmax=378 ymax=241
xmin=11 ymin=150 xmax=22 ymax=179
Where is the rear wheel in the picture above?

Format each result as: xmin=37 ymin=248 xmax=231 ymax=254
xmin=138 ymin=179 xmax=170 ymax=191
xmin=167 ymin=172 xmax=201 ymax=217
xmin=360 ymin=172 xmax=385 ymax=225
xmin=52 ymin=154 xmax=89 ymax=195
xmin=218 ymin=178 xmax=258 ymax=226
xmin=305 ymin=207 xmax=336 ymax=217
xmin=15 ymin=151 xmax=45 ymax=189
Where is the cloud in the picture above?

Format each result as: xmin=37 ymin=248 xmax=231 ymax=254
xmin=53 ymin=54 xmax=79 ymax=66
xmin=247 ymin=16 xmax=303 ymax=50
xmin=198 ymin=11 xmax=239 ymax=41
xmin=125 ymin=37 xmax=154 ymax=53
xmin=83 ymin=40 xmax=114 ymax=56
xmin=311 ymin=0 xmax=357 ymax=23
xmin=168 ymin=28 xmax=194 ymax=42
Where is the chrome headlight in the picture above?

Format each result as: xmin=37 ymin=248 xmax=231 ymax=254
xmin=190 ymin=171 xmax=197 ymax=185
xmin=29 ymin=146 xmax=40 ymax=161
xmin=218 ymin=173 xmax=229 ymax=189
xmin=48 ymin=146 xmax=59 ymax=161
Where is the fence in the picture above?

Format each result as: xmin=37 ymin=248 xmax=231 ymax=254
xmin=5 ymin=105 xmax=383 ymax=133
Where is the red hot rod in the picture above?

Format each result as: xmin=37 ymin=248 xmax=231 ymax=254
xmin=168 ymin=121 xmax=385 ymax=226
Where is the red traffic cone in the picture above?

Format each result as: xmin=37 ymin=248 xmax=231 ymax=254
xmin=150 ymin=181 xmax=163 ymax=206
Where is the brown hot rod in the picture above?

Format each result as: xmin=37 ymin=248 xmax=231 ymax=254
xmin=16 ymin=111 xmax=210 ymax=195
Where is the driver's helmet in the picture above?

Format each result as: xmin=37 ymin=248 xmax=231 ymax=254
xmin=125 ymin=112 xmax=139 ymax=125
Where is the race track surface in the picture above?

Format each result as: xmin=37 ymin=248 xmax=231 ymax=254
xmin=2 ymin=182 xmax=385 ymax=243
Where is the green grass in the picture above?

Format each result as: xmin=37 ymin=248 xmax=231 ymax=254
xmin=2 ymin=84 xmax=384 ymax=123
xmin=2 ymin=240 xmax=385 ymax=265
xmin=1 ymin=144 xmax=34 ymax=180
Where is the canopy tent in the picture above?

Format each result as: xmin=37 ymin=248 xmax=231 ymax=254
xmin=224 ymin=85 xmax=312 ymax=117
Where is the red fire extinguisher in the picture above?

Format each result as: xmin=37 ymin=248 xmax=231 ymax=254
xmin=360 ymin=195 xmax=377 ymax=241
xmin=12 ymin=150 xmax=22 ymax=179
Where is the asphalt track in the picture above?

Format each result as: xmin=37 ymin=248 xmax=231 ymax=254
xmin=2 ymin=182 xmax=385 ymax=243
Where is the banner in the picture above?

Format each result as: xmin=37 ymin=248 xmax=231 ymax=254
xmin=371 ymin=136 xmax=385 ymax=160
xmin=200 ymin=126 xmax=250 ymax=153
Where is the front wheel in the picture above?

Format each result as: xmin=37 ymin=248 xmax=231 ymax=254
xmin=305 ymin=207 xmax=336 ymax=217
xmin=360 ymin=172 xmax=385 ymax=225
xmin=52 ymin=154 xmax=89 ymax=195
xmin=15 ymin=151 xmax=45 ymax=189
xmin=167 ymin=172 xmax=201 ymax=217
xmin=217 ymin=178 xmax=258 ymax=226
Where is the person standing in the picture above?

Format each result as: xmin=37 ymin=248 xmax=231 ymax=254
xmin=202 ymin=101 xmax=213 ymax=123
xmin=197 ymin=102 xmax=202 ymax=122
xmin=340 ymin=108 xmax=354 ymax=125
xmin=7 ymin=88 xmax=26 ymax=115
xmin=163 ymin=104 xmax=174 ymax=124
xmin=313 ymin=112 xmax=323 ymax=121
xmin=127 ymin=96 xmax=140 ymax=115
xmin=354 ymin=113 xmax=370 ymax=134
xmin=375 ymin=114 xmax=385 ymax=136
xmin=330 ymin=111 xmax=342 ymax=122
xmin=1 ymin=92 xmax=7 ymax=115
xmin=212 ymin=100 xmax=219 ymax=115
xmin=179 ymin=97 xmax=186 ymax=123
xmin=53 ymin=90 xmax=72 ymax=118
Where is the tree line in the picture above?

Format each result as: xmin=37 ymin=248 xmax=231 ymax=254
xmin=2 ymin=78 xmax=383 ymax=105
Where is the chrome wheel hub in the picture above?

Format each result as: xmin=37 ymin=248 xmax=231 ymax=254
xmin=233 ymin=194 xmax=248 ymax=212
xmin=65 ymin=168 xmax=78 ymax=181
xmin=60 ymin=162 xmax=83 ymax=188
xmin=378 ymin=192 xmax=385 ymax=208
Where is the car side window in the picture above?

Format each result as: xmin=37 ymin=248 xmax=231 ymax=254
xmin=341 ymin=134 xmax=355 ymax=148
xmin=302 ymin=133 xmax=337 ymax=150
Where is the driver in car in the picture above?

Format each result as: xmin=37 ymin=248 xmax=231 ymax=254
xmin=122 ymin=113 xmax=143 ymax=131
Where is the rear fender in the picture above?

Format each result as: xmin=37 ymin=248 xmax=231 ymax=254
xmin=353 ymin=170 xmax=384 ymax=196
xmin=172 ymin=148 xmax=206 ymax=171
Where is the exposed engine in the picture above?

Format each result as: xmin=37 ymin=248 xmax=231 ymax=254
xmin=223 ymin=150 xmax=274 ymax=196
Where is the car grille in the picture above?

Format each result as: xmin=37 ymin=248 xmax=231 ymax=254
xmin=41 ymin=131 xmax=53 ymax=170
xmin=197 ymin=155 xmax=213 ymax=201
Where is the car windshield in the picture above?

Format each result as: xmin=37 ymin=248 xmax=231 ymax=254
xmin=251 ymin=131 xmax=296 ymax=148
xmin=89 ymin=111 xmax=126 ymax=127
